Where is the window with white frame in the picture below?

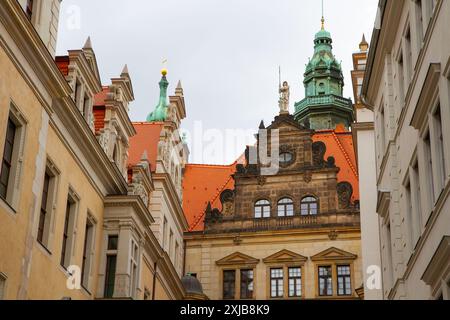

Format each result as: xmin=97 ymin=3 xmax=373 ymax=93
xmin=60 ymin=191 xmax=78 ymax=269
xmin=270 ymin=268 xmax=284 ymax=298
xmin=130 ymin=239 xmax=140 ymax=298
xmin=277 ymin=198 xmax=294 ymax=217
xmin=81 ymin=214 xmax=96 ymax=291
xmin=37 ymin=160 xmax=59 ymax=250
xmin=0 ymin=105 xmax=26 ymax=210
xmin=255 ymin=200 xmax=271 ymax=218
xmin=431 ymin=104 xmax=447 ymax=192
xmin=403 ymin=26 xmax=413 ymax=88
xmin=414 ymin=0 xmax=424 ymax=47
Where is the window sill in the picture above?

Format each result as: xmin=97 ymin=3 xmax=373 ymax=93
xmin=36 ymin=240 xmax=52 ymax=256
xmin=0 ymin=196 xmax=17 ymax=216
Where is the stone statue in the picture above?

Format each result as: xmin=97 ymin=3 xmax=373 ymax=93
xmin=279 ymin=81 xmax=290 ymax=114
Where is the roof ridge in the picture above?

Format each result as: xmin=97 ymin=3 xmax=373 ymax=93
xmin=186 ymin=162 xmax=236 ymax=168
xmin=189 ymin=175 xmax=234 ymax=231
xmin=331 ymin=132 xmax=359 ymax=178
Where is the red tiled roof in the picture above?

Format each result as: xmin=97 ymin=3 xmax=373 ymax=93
xmin=182 ymin=131 xmax=360 ymax=231
xmin=128 ymin=122 xmax=164 ymax=172
xmin=313 ymin=130 xmax=359 ymax=202
xmin=182 ymin=163 xmax=237 ymax=231
xmin=92 ymin=87 xmax=110 ymax=134
xmin=55 ymin=56 xmax=69 ymax=76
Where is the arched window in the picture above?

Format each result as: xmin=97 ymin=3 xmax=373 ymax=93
xmin=277 ymin=198 xmax=294 ymax=217
xmin=301 ymin=196 xmax=318 ymax=215
xmin=279 ymin=152 xmax=293 ymax=165
xmin=254 ymin=200 xmax=271 ymax=219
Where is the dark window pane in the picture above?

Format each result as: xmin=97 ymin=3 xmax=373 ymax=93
xmin=223 ymin=270 xmax=236 ymax=299
xmin=319 ymin=266 xmax=333 ymax=296
xmin=1 ymin=119 xmax=16 ymax=200
xmin=60 ymin=200 xmax=72 ymax=267
xmin=108 ymin=235 xmax=118 ymax=250
xmin=104 ymin=255 xmax=117 ymax=298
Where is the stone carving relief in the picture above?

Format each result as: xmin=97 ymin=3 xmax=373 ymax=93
xmin=337 ymin=182 xmax=353 ymax=209
xmin=312 ymin=141 xmax=326 ymax=167
xmin=220 ymin=189 xmax=235 ymax=217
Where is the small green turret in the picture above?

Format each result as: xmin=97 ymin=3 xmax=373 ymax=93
xmin=294 ymin=17 xmax=354 ymax=130
xmin=146 ymin=69 xmax=169 ymax=122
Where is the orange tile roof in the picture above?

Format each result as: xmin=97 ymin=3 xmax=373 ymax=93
xmin=55 ymin=56 xmax=69 ymax=76
xmin=182 ymin=131 xmax=360 ymax=232
xmin=182 ymin=163 xmax=237 ymax=231
xmin=313 ymin=130 xmax=359 ymax=202
xmin=92 ymin=87 xmax=110 ymax=134
xmin=128 ymin=122 xmax=164 ymax=172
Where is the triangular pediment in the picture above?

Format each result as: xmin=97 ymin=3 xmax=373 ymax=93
xmin=263 ymin=250 xmax=307 ymax=264
xmin=216 ymin=252 xmax=260 ymax=266
xmin=311 ymin=247 xmax=357 ymax=262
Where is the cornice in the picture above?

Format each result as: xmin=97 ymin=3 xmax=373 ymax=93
xmin=0 ymin=0 xmax=72 ymax=111
xmin=104 ymin=195 xmax=155 ymax=224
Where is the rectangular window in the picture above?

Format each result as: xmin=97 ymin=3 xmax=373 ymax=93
xmin=223 ymin=270 xmax=236 ymax=300
xmin=404 ymin=179 xmax=415 ymax=251
xmin=379 ymin=106 xmax=386 ymax=153
xmin=37 ymin=173 xmax=51 ymax=246
xmin=162 ymin=216 xmax=167 ymax=248
xmin=404 ymin=27 xmax=413 ymax=86
xmin=424 ymin=131 xmax=435 ymax=206
xmin=74 ymin=81 xmax=82 ymax=110
xmin=410 ymin=161 xmax=423 ymax=245
xmin=0 ymin=119 xmax=16 ymax=201
xmin=169 ymin=229 xmax=174 ymax=257
xmin=60 ymin=195 xmax=77 ymax=268
xmin=337 ymin=265 xmax=352 ymax=296
xmin=288 ymin=267 xmax=302 ymax=297
xmin=432 ymin=105 xmax=446 ymax=191
xmin=130 ymin=239 xmax=139 ymax=298
xmin=175 ymin=242 xmax=179 ymax=269
xmin=415 ymin=0 xmax=424 ymax=45
xmin=25 ymin=0 xmax=34 ymax=20
xmin=81 ymin=216 xmax=95 ymax=291
xmin=104 ymin=235 xmax=118 ymax=298
xmin=240 ymin=269 xmax=254 ymax=299
xmin=318 ymin=266 xmax=333 ymax=296
xmin=0 ymin=273 xmax=6 ymax=300
xmin=83 ymin=95 xmax=91 ymax=125
xmin=397 ymin=52 xmax=405 ymax=104
xmin=270 ymin=268 xmax=284 ymax=298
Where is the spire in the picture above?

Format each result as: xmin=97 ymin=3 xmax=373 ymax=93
xmin=121 ymin=64 xmax=129 ymax=76
xmin=321 ymin=0 xmax=325 ymax=30
xmin=146 ymin=68 xmax=170 ymax=122
xmin=359 ymin=34 xmax=369 ymax=52
xmin=83 ymin=36 xmax=93 ymax=50
xmin=175 ymin=80 xmax=184 ymax=96
xmin=259 ymin=120 xmax=265 ymax=130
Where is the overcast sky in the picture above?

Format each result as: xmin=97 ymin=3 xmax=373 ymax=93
xmin=56 ymin=0 xmax=378 ymax=164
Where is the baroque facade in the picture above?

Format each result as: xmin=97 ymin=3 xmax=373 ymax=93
xmin=183 ymin=20 xmax=363 ymax=300
xmin=0 ymin=0 xmax=188 ymax=300
xmin=361 ymin=0 xmax=450 ymax=299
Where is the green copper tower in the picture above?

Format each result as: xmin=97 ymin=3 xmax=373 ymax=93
xmin=146 ymin=69 xmax=169 ymax=122
xmin=294 ymin=17 xmax=354 ymax=130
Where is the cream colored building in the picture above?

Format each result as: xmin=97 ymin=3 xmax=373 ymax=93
xmin=351 ymin=37 xmax=383 ymax=300
xmin=0 ymin=0 xmax=187 ymax=300
xmin=362 ymin=0 xmax=450 ymax=299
